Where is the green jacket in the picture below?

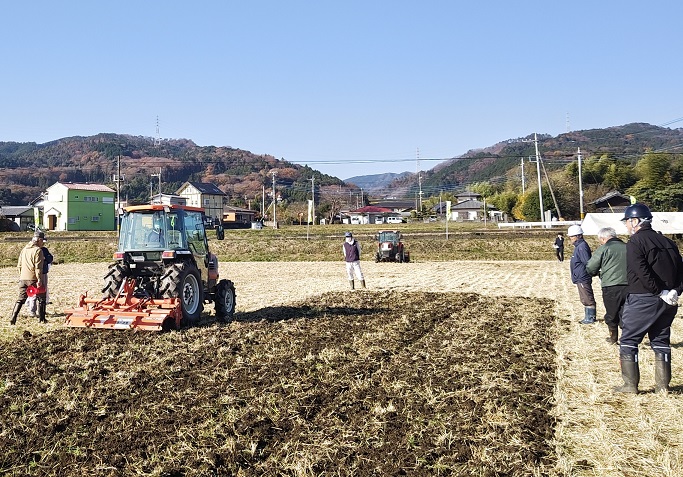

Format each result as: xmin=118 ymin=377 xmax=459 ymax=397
xmin=586 ymin=237 xmax=628 ymax=287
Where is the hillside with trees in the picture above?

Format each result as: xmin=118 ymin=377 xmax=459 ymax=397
xmin=1 ymin=123 xmax=682 ymax=223
xmin=0 ymin=134 xmax=361 ymax=224
xmin=388 ymin=123 xmax=683 ymax=220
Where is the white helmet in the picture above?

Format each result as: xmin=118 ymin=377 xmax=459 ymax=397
xmin=567 ymin=224 xmax=583 ymax=237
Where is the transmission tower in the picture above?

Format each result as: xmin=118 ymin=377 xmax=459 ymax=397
xmin=154 ymin=116 xmax=161 ymax=146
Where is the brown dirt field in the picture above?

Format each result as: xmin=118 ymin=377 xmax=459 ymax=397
xmin=1 ymin=261 xmax=682 ymax=476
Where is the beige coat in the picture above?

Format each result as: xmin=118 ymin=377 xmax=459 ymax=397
xmin=17 ymin=242 xmax=44 ymax=282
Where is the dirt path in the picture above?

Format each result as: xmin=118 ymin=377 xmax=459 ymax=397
xmin=1 ymin=260 xmax=681 ymax=476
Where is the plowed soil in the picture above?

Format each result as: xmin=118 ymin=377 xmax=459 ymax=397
xmin=0 ymin=262 xmax=561 ymax=476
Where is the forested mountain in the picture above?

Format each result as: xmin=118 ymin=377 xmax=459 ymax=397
xmin=389 ymin=123 xmax=683 ymax=197
xmin=344 ymin=171 xmax=412 ymax=194
xmin=379 ymin=123 xmax=683 ymax=220
xmin=2 ymin=123 xmax=682 ymax=222
xmin=0 ymin=134 xmax=345 ymax=208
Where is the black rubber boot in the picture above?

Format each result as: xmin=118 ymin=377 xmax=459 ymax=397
xmin=361 ymin=280 xmax=366 ymax=289
xmin=614 ymin=354 xmax=640 ymax=394
xmin=38 ymin=297 xmax=47 ymax=323
xmin=349 ymin=280 xmax=354 ymax=290
xmin=654 ymin=352 xmax=671 ymax=394
xmin=10 ymin=302 xmax=22 ymax=325
xmin=580 ymin=306 xmax=596 ymax=324
xmin=606 ymin=327 xmax=619 ymax=345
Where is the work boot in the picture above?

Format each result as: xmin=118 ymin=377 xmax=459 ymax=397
xmin=606 ymin=327 xmax=619 ymax=345
xmin=614 ymin=354 xmax=640 ymax=394
xmin=361 ymin=280 xmax=366 ymax=289
xmin=654 ymin=352 xmax=671 ymax=394
xmin=9 ymin=302 xmax=22 ymax=325
xmin=349 ymin=280 xmax=355 ymax=290
xmin=580 ymin=306 xmax=596 ymax=325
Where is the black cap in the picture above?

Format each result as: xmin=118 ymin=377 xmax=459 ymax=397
xmin=33 ymin=231 xmax=46 ymax=240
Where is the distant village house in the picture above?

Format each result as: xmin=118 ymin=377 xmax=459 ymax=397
xmin=41 ymin=182 xmax=116 ymax=231
xmin=176 ymin=182 xmax=226 ymax=225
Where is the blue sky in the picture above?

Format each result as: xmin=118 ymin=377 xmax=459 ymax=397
xmin=2 ymin=1 xmax=681 ymax=179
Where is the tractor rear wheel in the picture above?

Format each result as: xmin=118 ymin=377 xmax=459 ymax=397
xmin=161 ymin=262 xmax=203 ymax=326
xmin=102 ymin=262 xmax=127 ymax=298
xmin=215 ymin=279 xmax=236 ymax=323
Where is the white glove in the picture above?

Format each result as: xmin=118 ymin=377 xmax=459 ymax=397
xmin=667 ymin=290 xmax=679 ymax=306
xmin=660 ymin=289 xmax=679 ymax=306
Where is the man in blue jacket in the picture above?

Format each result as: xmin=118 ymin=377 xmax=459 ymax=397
xmin=616 ymin=203 xmax=683 ymax=394
xmin=568 ymin=224 xmax=597 ymax=325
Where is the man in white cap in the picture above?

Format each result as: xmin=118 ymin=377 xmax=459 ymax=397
xmin=567 ymin=224 xmax=597 ymax=324
xmin=342 ymin=231 xmax=366 ymax=290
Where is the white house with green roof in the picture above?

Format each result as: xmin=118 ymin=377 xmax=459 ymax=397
xmin=42 ymin=182 xmax=116 ymax=231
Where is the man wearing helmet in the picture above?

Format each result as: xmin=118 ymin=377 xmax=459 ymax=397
xmin=567 ymin=224 xmax=597 ymax=325
xmin=616 ymin=203 xmax=683 ymax=394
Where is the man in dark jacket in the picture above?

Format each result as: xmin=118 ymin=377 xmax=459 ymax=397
xmin=554 ymin=232 xmax=565 ymax=262
xmin=342 ymin=232 xmax=365 ymax=289
xmin=616 ymin=203 xmax=683 ymax=394
xmin=568 ymin=224 xmax=597 ymax=324
xmin=586 ymin=227 xmax=628 ymax=344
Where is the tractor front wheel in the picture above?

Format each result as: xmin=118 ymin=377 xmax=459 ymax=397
xmin=215 ymin=279 xmax=236 ymax=323
xmin=161 ymin=262 xmax=204 ymax=327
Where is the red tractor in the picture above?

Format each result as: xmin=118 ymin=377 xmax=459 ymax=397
xmin=375 ymin=230 xmax=410 ymax=263
xmin=64 ymin=204 xmax=236 ymax=331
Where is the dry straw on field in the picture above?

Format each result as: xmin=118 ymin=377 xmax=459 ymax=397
xmin=0 ymin=228 xmax=682 ymax=475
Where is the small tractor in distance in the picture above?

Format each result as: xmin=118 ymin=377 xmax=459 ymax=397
xmin=64 ymin=204 xmax=236 ymax=331
xmin=375 ymin=230 xmax=410 ymax=263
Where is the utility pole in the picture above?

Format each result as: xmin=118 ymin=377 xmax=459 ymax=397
xmin=439 ymin=189 xmax=443 ymax=219
xmin=578 ymin=147 xmax=584 ymax=219
xmin=416 ymin=148 xmax=423 ymax=213
xmin=533 ymin=133 xmax=544 ymax=224
xmin=309 ymin=176 xmax=315 ymax=225
xmin=520 ymin=157 xmax=526 ymax=194
xmin=113 ymin=154 xmax=124 ymax=235
xmin=262 ymin=185 xmax=265 ymax=217
xmin=271 ymin=170 xmax=278 ymax=228
xmin=151 ymin=168 xmax=161 ymax=199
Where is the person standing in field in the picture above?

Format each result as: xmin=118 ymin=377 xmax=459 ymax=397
xmin=586 ymin=227 xmax=628 ymax=344
xmin=26 ymin=231 xmax=53 ymax=317
xmin=10 ymin=231 xmax=47 ymax=325
xmin=615 ymin=203 xmax=683 ymax=394
xmin=343 ymin=231 xmax=365 ymax=290
xmin=553 ymin=232 xmax=565 ymax=262
xmin=568 ymin=224 xmax=597 ymax=324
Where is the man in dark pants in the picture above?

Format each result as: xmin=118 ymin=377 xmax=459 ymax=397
xmin=568 ymin=225 xmax=597 ymax=324
xmin=9 ymin=231 xmax=47 ymax=325
xmin=554 ymin=232 xmax=565 ymax=262
xmin=586 ymin=227 xmax=628 ymax=344
xmin=616 ymin=203 xmax=683 ymax=394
